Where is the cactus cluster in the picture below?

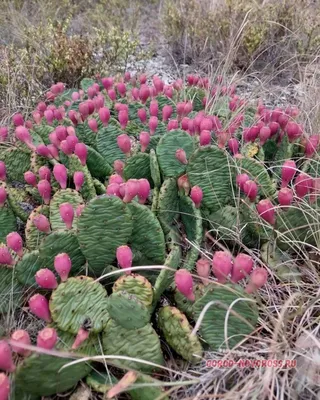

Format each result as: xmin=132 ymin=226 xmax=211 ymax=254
xmin=0 ymin=71 xmax=318 ymax=399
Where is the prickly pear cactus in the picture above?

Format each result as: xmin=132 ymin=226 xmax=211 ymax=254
xmin=49 ymin=189 xmax=83 ymax=231
xmin=113 ymin=274 xmax=153 ymax=307
xmin=0 ymin=206 xmax=17 ymax=242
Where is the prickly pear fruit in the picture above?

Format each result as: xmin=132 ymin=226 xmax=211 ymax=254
xmin=137 ymin=178 xmax=150 ymax=204
xmin=33 ymin=214 xmax=51 ymax=233
xmin=15 ymin=126 xmax=34 ymax=149
xmin=200 ymin=130 xmax=211 ymax=146
xmin=278 ymin=187 xmax=293 ymax=206
xmin=117 ymin=134 xmax=131 ymax=155
xmin=0 ymin=246 xmax=14 ymax=266
xmin=0 ymin=162 xmax=6 ymax=181
xmin=137 ymin=108 xmax=147 ymax=124
xmin=149 ymin=116 xmax=158 ymax=135
xmin=116 ymin=245 xmax=132 ymax=274
xmin=0 ymin=373 xmax=10 ymax=400
xmin=59 ymin=203 xmax=74 ymax=230
xmin=294 ymin=173 xmax=313 ymax=198
xmin=196 ymin=258 xmax=210 ymax=285
xmin=109 ymin=174 xmax=123 ymax=185
xmin=35 ymin=268 xmax=58 ymax=289
xmin=37 ymin=327 xmax=57 ymax=349
xmin=76 ymin=204 xmax=85 ymax=217
xmin=122 ymin=180 xmax=139 ymax=203
xmin=53 ymin=164 xmax=67 ymax=189
xmin=54 ymin=253 xmax=72 ymax=282
xmin=231 ymin=253 xmax=253 ymax=283
xmin=281 ymin=160 xmax=296 ymax=188
xmin=0 ymin=341 xmax=15 ymax=372
xmin=114 ymin=160 xmax=125 ymax=176
xmin=0 ymin=188 xmax=7 ymax=207
xmin=73 ymin=171 xmax=85 ymax=191
xmin=36 ymin=144 xmax=52 ymax=159
xmin=139 ymin=132 xmax=150 ymax=152
xmin=211 ymin=251 xmax=233 ymax=283
xmin=175 ymin=149 xmax=188 ymax=165
xmin=167 ymin=119 xmax=178 ymax=131
xmin=243 ymin=180 xmax=258 ymax=202
xmin=29 ymin=294 xmax=51 ymax=322
xmin=256 ymin=199 xmax=275 ymax=225
xmin=162 ymin=105 xmax=173 ymax=121
xmin=72 ymin=327 xmax=90 ymax=349
xmin=118 ymin=110 xmax=129 ymax=130
xmin=99 ymin=107 xmax=110 ymax=125
xmin=245 ymin=268 xmax=268 ymax=294
xmin=6 ymin=232 xmax=23 ymax=257
xmin=177 ymin=174 xmax=191 ymax=195
xmin=37 ymin=179 xmax=51 ymax=204
xmin=38 ymin=166 xmax=51 ymax=182
xmin=12 ymin=113 xmax=24 ymax=127
xmin=228 ymin=138 xmax=239 ymax=154
xmin=106 ymin=183 xmax=121 ymax=197
xmin=175 ymin=269 xmax=195 ymax=301
xmin=190 ymin=186 xmax=203 ymax=208
xmin=24 ymin=171 xmax=37 ymax=187
xmin=11 ymin=330 xmax=31 ymax=356
xmin=74 ymin=143 xmax=88 ymax=166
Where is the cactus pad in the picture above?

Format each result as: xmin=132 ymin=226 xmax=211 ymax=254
xmin=86 ymin=145 xmax=113 ymax=179
xmin=1 ymin=146 xmax=31 ymax=182
xmin=187 ymin=146 xmax=232 ymax=212
xmin=0 ymin=267 xmax=24 ymax=314
xmin=77 ymin=195 xmax=132 ymax=272
xmin=193 ymin=284 xmax=259 ymax=350
xmin=157 ymin=178 xmax=179 ymax=233
xmin=102 ymin=319 xmax=164 ymax=373
xmin=96 ymin=125 xmax=126 ymax=164
xmin=31 ymin=124 xmax=54 ymax=145
xmin=75 ymin=122 xmax=97 ymax=147
xmin=158 ymin=306 xmax=203 ymax=363
xmin=149 ymin=149 xmax=161 ymax=188
xmin=25 ymin=205 xmax=50 ymax=250
xmin=156 ymin=130 xmax=194 ymax=177
xmin=123 ymin=153 xmax=153 ymax=185
xmin=50 ymin=276 xmax=109 ymax=334
xmin=15 ymin=250 xmax=42 ymax=287
xmin=0 ymin=206 xmax=17 ymax=242
xmin=50 ymin=189 xmax=84 ymax=231
xmin=174 ymin=284 xmax=206 ymax=320
xmin=107 ymin=291 xmax=150 ymax=329
xmin=68 ymin=154 xmax=96 ymax=200
xmin=113 ymin=274 xmax=153 ymax=307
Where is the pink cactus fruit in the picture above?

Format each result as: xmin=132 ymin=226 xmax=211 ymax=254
xmin=256 ymin=199 xmax=276 ymax=225
xmin=88 ymin=118 xmax=98 ymax=133
xmin=305 ymin=135 xmax=320 ymax=158
xmin=106 ymin=183 xmax=121 ymax=197
xmin=15 ymin=126 xmax=35 ymax=150
xmin=116 ymin=245 xmax=132 ymax=274
xmin=38 ymin=166 xmax=51 ymax=182
xmin=12 ymin=113 xmax=24 ymax=127
xmin=37 ymin=327 xmax=58 ymax=350
xmin=196 ymin=258 xmax=211 ymax=285
xmin=149 ymin=116 xmax=158 ymax=135
xmin=55 ymin=126 xmax=68 ymax=142
xmin=243 ymin=180 xmax=258 ymax=202
xmin=118 ymin=110 xmax=129 ymax=130
xmin=73 ymin=171 xmax=85 ymax=191
xmin=0 ymin=246 xmax=13 ymax=266
xmin=0 ymin=127 xmax=8 ymax=143
xmin=211 ymin=251 xmax=233 ymax=283
xmin=49 ymin=132 xmax=60 ymax=147
xmin=79 ymin=102 xmax=89 ymax=120
xmin=33 ymin=214 xmax=51 ymax=233
xmin=101 ymin=77 xmax=113 ymax=90
xmin=190 ymin=186 xmax=203 ymax=208
xmin=44 ymin=109 xmax=54 ymax=125
xmin=113 ymin=160 xmax=125 ymax=176
xmin=28 ymin=294 xmax=51 ymax=322
xmin=72 ymin=327 xmax=90 ymax=350
xmin=294 ymin=173 xmax=313 ymax=198
xmin=278 ymin=187 xmax=293 ymax=206
xmin=228 ymin=138 xmax=239 ymax=155
xmin=60 ymin=140 xmax=73 ymax=156
xmin=37 ymin=179 xmax=51 ymax=204
xmin=231 ymin=253 xmax=254 ymax=283
xmin=149 ymin=100 xmax=159 ymax=117
xmin=167 ymin=119 xmax=179 ymax=131
xmin=200 ymin=130 xmax=211 ymax=146
xmin=132 ymin=87 xmax=139 ymax=100
xmin=68 ymin=110 xmax=79 ymax=125
xmin=59 ymin=203 xmax=74 ymax=230
xmin=177 ymin=174 xmax=191 ymax=195
xmin=0 ymin=373 xmax=10 ymax=400
xmin=0 ymin=187 xmax=7 ymax=207
xmin=245 ymin=268 xmax=268 ymax=294
xmin=74 ymin=143 xmax=88 ymax=166
xmin=0 ymin=162 xmax=6 ymax=181
xmin=175 ymin=149 xmax=188 ymax=165
xmin=66 ymin=135 xmax=79 ymax=153
xmin=286 ymin=121 xmax=302 ymax=142
xmin=99 ymin=107 xmax=111 ymax=126
xmin=6 ymin=232 xmax=23 ymax=257
xmin=53 ymin=164 xmax=67 ymax=189
xmin=162 ymin=105 xmax=173 ymax=121
xmin=175 ymin=269 xmax=195 ymax=301
xmin=36 ymin=144 xmax=52 ymax=159
xmin=116 ymin=82 xmax=126 ymax=97
xmin=137 ymin=108 xmax=147 ymax=124
xmin=137 ymin=178 xmax=150 ymax=204
xmin=236 ymin=174 xmax=250 ymax=192
xmin=76 ymin=204 xmax=85 ymax=217
xmin=54 ymin=253 xmax=72 ymax=282
xmin=122 ymin=179 xmax=140 ymax=203
xmin=117 ymin=134 xmax=131 ymax=155
xmin=35 ymin=268 xmax=58 ymax=290
xmin=0 ymin=341 xmax=15 ymax=372
xmin=24 ymin=171 xmax=37 ymax=187
xmin=11 ymin=330 xmax=31 ymax=356
xmin=281 ymin=160 xmax=296 ymax=188
xmin=109 ymin=174 xmax=123 ymax=185
xmin=139 ymin=85 xmax=150 ymax=103
xmin=139 ymin=132 xmax=150 ymax=153
xmin=108 ymin=89 xmax=117 ymax=101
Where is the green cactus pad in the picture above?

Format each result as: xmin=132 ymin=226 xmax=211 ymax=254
xmin=234 ymin=157 xmax=276 ymax=197
xmin=86 ymin=371 xmax=117 ymax=393
xmin=179 ymin=195 xmax=203 ymax=270
xmin=157 ymin=178 xmax=179 ymax=233
xmin=15 ymin=250 xmax=42 ymax=287
xmin=0 ymin=206 xmax=17 ymax=242
xmin=81 ymin=77 xmax=95 ymax=91
xmin=49 ymin=189 xmax=84 ymax=231
xmin=13 ymin=353 xmax=92 ymax=397
xmin=31 ymin=124 xmax=54 ymax=145
xmin=68 ymin=154 xmax=96 ymax=201
xmin=93 ymin=178 xmax=106 ymax=194
xmin=152 ymin=245 xmax=181 ymax=308
xmin=96 ymin=125 xmax=126 ymax=165
xmin=158 ymin=306 xmax=203 ymax=363
xmin=174 ymin=284 xmax=206 ymax=320
xmin=3 ymin=184 xmax=29 ymax=223
xmin=186 ymin=87 xmax=206 ymax=112
xmin=107 ymin=290 xmax=150 ymax=329
xmin=77 ymin=195 xmax=132 ymax=272
xmin=123 ymin=153 xmax=153 ymax=185
xmin=0 ymin=145 xmax=31 ymax=182
xmin=156 ymin=129 xmax=195 ymax=177
xmin=147 ymin=135 xmax=161 ymax=152
xmin=127 ymin=201 xmax=165 ymax=266
xmin=186 ymin=146 xmax=232 ymax=213
xmin=75 ymin=122 xmax=97 ymax=148
xmin=125 ymin=120 xmax=145 ymax=136
xmin=86 ymin=145 xmax=113 ymax=179
xmin=113 ymin=274 xmax=153 ymax=307
xmin=193 ymin=284 xmax=259 ymax=350
xmin=149 ymin=149 xmax=161 ymax=188
xmin=25 ymin=205 xmax=50 ymax=250
xmin=0 ymin=267 xmax=24 ymax=314
xmin=102 ymin=319 xmax=164 ymax=373
xmin=38 ymin=230 xmax=85 ymax=275
xmin=30 ymin=152 xmax=48 ymax=176
xmin=50 ymin=276 xmax=109 ymax=334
